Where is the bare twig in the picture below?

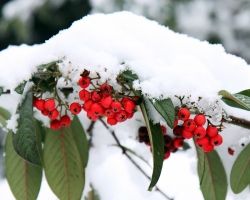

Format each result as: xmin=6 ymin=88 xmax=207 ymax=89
xmin=86 ymin=121 xmax=96 ymax=146
xmin=99 ymin=118 xmax=173 ymax=200
xmin=225 ymin=115 xmax=250 ymax=129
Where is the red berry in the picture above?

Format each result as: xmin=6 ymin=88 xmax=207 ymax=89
xmin=100 ymin=96 xmax=113 ymax=108
xmin=48 ymin=109 xmax=59 ymax=120
xmin=164 ymin=135 xmax=173 ymax=147
xmin=100 ymin=83 xmax=113 ymax=93
xmin=194 ymin=126 xmax=206 ymax=138
xmin=183 ymin=119 xmax=196 ymax=132
xmin=178 ymin=108 xmax=190 ymax=121
xmin=228 ymin=147 xmax=235 ymax=156
xmin=91 ymin=91 xmax=101 ymax=102
xmin=33 ymin=98 xmax=45 ymax=111
xmin=173 ymin=138 xmax=184 ymax=148
xmin=41 ymin=109 xmax=49 ymax=116
xmin=173 ymin=125 xmax=183 ymax=136
xmin=161 ymin=125 xmax=167 ymax=135
xmin=83 ymin=100 xmax=93 ymax=111
xmin=104 ymin=109 xmax=115 ymax=118
xmin=79 ymin=89 xmax=90 ymax=101
xmin=210 ymin=134 xmax=223 ymax=146
xmin=115 ymin=110 xmax=127 ymax=122
xmin=182 ymin=130 xmax=193 ymax=139
xmin=70 ymin=102 xmax=82 ymax=115
xmin=78 ymin=77 xmax=90 ymax=88
xmin=206 ymin=125 xmax=218 ymax=137
xmin=90 ymin=103 xmax=104 ymax=117
xmin=194 ymin=114 xmax=206 ymax=126
xmin=202 ymin=144 xmax=214 ymax=153
xmin=111 ymin=101 xmax=122 ymax=113
xmin=107 ymin=117 xmax=118 ymax=125
xmin=87 ymin=111 xmax=98 ymax=121
xmin=126 ymin=112 xmax=134 ymax=119
xmin=196 ymin=137 xmax=209 ymax=147
xmin=123 ymin=98 xmax=136 ymax=113
xmin=121 ymin=97 xmax=130 ymax=105
xmin=50 ymin=119 xmax=61 ymax=130
xmin=164 ymin=151 xmax=171 ymax=160
xmin=44 ymin=99 xmax=56 ymax=111
xmin=60 ymin=115 xmax=71 ymax=127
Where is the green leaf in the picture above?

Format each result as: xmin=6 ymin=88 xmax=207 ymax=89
xmin=71 ymin=116 xmax=89 ymax=168
xmin=140 ymin=100 xmax=165 ymax=191
xmin=196 ymin=146 xmax=227 ymax=200
xmin=15 ymin=81 xmax=27 ymax=94
xmin=5 ymin=132 xmax=42 ymax=200
xmin=0 ymin=106 xmax=10 ymax=127
xmin=230 ymin=143 xmax=250 ymax=193
xmin=150 ymin=98 xmax=175 ymax=128
xmin=43 ymin=128 xmax=85 ymax=200
xmin=219 ymin=90 xmax=250 ymax=111
xmin=117 ymin=70 xmax=139 ymax=87
xmin=13 ymin=90 xmax=41 ymax=165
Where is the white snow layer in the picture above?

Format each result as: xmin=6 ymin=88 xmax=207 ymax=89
xmin=1 ymin=12 xmax=250 ymax=114
xmin=0 ymin=12 xmax=250 ymax=200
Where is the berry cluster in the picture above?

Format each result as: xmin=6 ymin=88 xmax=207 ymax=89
xmin=33 ymin=98 xmax=71 ymax=130
xmin=70 ymin=72 xmax=137 ymax=125
xmin=174 ymin=108 xmax=223 ymax=152
xmin=138 ymin=125 xmax=185 ymax=160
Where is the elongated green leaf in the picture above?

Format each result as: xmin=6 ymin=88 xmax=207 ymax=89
xmin=230 ymin=143 xmax=250 ymax=193
xmin=140 ymin=100 xmax=165 ymax=191
xmin=150 ymin=98 xmax=175 ymax=128
xmin=219 ymin=90 xmax=250 ymax=111
xmin=71 ymin=116 xmax=89 ymax=168
xmin=43 ymin=128 xmax=85 ymax=200
xmin=13 ymin=90 xmax=41 ymax=165
xmin=196 ymin=146 xmax=227 ymax=200
xmin=0 ymin=106 xmax=10 ymax=127
xmin=5 ymin=132 xmax=42 ymax=200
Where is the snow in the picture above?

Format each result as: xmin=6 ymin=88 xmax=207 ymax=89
xmin=0 ymin=11 xmax=250 ymax=199
xmin=1 ymin=12 xmax=250 ymax=115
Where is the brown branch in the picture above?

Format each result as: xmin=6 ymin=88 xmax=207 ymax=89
xmin=86 ymin=121 xmax=96 ymax=147
xmin=225 ymin=115 xmax=250 ymax=129
xmin=99 ymin=118 xmax=173 ymax=200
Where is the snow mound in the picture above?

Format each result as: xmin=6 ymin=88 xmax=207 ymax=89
xmin=0 ymin=11 xmax=250 ymax=113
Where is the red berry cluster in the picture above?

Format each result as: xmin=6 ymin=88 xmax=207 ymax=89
xmin=138 ymin=125 xmax=185 ymax=160
xmin=69 ymin=72 xmax=137 ymax=125
xmin=33 ymin=98 xmax=71 ymax=130
xmin=174 ymin=108 xmax=223 ymax=153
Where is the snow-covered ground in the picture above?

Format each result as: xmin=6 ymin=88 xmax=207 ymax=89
xmin=0 ymin=12 xmax=250 ymax=199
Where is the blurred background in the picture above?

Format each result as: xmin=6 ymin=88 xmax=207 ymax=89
xmin=0 ymin=0 xmax=250 ymax=196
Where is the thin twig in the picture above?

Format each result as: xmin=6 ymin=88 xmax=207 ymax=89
xmin=111 ymin=144 xmax=151 ymax=168
xmin=225 ymin=115 xmax=250 ymax=129
xmin=86 ymin=121 xmax=96 ymax=147
xmin=99 ymin=118 xmax=173 ymax=200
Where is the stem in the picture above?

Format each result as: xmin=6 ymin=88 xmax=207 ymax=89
xmin=225 ymin=115 xmax=250 ymax=129
xmin=86 ymin=121 xmax=96 ymax=147
xmin=98 ymin=118 xmax=173 ymax=200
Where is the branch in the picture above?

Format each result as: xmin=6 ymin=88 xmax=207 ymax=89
xmin=225 ymin=115 xmax=250 ymax=129
xmin=99 ymin=118 xmax=173 ymax=200
xmin=86 ymin=121 xmax=96 ymax=147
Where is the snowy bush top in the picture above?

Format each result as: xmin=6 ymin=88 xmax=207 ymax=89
xmin=0 ymin=11 xmax=250 ymax=116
